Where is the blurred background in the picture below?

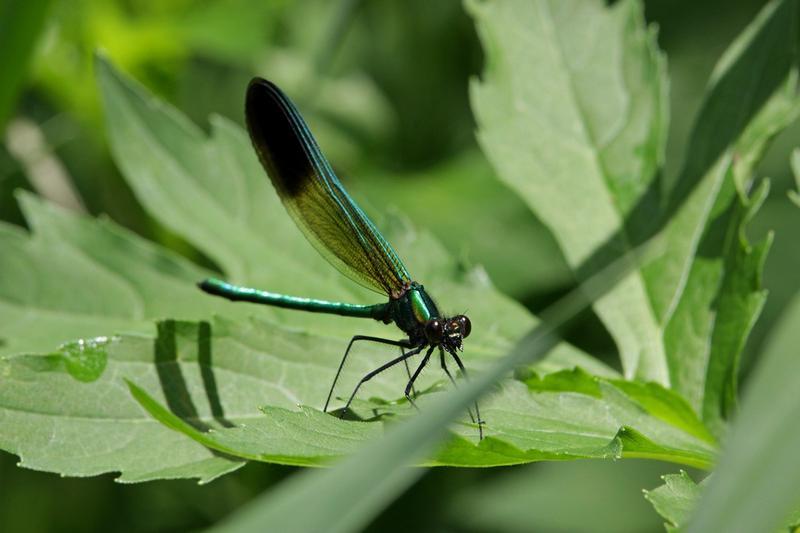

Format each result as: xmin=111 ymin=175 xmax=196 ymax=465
xmin=0 ymin=0 xmax=796 ymax=531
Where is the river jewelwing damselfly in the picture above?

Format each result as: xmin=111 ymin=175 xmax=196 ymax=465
xmin=199 ymin=78 xmax=483 ymax=439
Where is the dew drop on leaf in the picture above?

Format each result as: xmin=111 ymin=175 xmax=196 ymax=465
xmin=57 ymin=336 xmax=113 ymax=382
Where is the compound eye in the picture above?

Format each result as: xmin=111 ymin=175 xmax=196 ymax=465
xmin=456 ymin=315 xmax=471 ymax=338
xmin=425 ymin=319 xmax=443 ymax=342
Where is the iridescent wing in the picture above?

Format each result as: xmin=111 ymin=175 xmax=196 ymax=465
xmin=245 ymin=78 xmax=411 ymax=296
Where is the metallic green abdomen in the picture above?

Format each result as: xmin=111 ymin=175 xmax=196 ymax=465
xmin=199 ymin=278 xmax=389 ymax=321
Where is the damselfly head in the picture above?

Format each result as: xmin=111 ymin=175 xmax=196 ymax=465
xmin=454 ymin=315 xmax=471 ymax=338
xmin=425 ymin=314 xmax=471 ymax=350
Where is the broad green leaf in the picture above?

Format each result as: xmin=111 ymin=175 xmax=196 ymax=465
xmin=469 ymin=0 xmax=797 ymax=435
xmin=0 ymin=194 xmax=259 ymax=480
xmin=2 ymin=312 xmax=710 ymax=477
xmin=644 ymin=471 xmax=702 ymax=532
xmin=0 ymin=173 xmax=701 ymax=479
xmin=0 ymin=193 xmax=589 ymax=479
xmin=127 ymin=382 xmax=385 ymax=468
xmin=643 ymin=0 xmax=796 ymax=342
xmin=0 ymin=0 xmax=52 ymax=131
xmin=469 ymin=0 xmax=670 ymax=382
xmin=128 ymin=359 xmax=714 ymax=468
xmin=0 ymin=332 xmax=244 ymax=483
xmin=0 ymin=192 xmax=245 ymax=357
xmin=0 ymin=56 xmax=608 ymax=479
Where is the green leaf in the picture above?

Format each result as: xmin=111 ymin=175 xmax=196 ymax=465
xmin=660 ymin=0 xmax=798 ymax=434
xmin=0 ymin=194 xmax=565 ymax=480
xmin=0 ymin=194 xmax=393 ymax=479
xmin=646 ymin=470 xmax=800 ymax=532
xmin=95 ymin=50 xmax=383 ymax=308
xmin=2 ymin=315 xmax=711 ymax=476
xmin=644 ymin=471 xmax=703 ymax=532
xmin=0 ymin=331 xmax=244 ymax=483
xmin=0 ymin=192 xmax=242 ymax=357
xmin=0 ymin=54 xmax=612 ymax=479
xmin=126 ymin=381 xmax=384 ymax=468
xmin=608 ymin=379 xmax=715 ymax=444
xmin=698 ymin=180 xmax=772 ymax=436
xmin=470 ymin=0 xmax=670 ymax=382
xmin=664 ymin=163 xmax=775 ymax=437
xmin=0 ymin=173 xmax=698 ymax=479
xmin=469 ymin=0 xmax=797 ymax=436
xmin=684 ymin=152 xmax=800 ymax=533
xmin=148 ymin=368 xmax=715 ymax=468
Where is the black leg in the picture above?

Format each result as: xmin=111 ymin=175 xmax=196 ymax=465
xmin=402 ymin=347 xmax=417 ymax=398
xmin=448 ymin=349 xmax=485 ymax=441
xmin=340 ymin=345 xmax=426 ymax=417
xmin=439 ymin=347 xmax=458 ymax=386
xmin=324 ymin=335 xmax=414 ymax=412
xmin=404 ymin=346 xmax=435 ymax=410
xmin=439 ymin=348 xmax=476 ymax=424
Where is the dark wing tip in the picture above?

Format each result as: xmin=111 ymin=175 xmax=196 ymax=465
xmin=246 ymin=77 xmax=280 ymax=103
xmin=245 ymin=77 xmax=282 ymax=133
xmin=245 ymin=77 xmax=312 ymax=198
xmin=248 ymin=76 xmax=270 ymax=88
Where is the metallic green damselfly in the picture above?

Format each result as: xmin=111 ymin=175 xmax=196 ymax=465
xmin=199 ymin=79 xmax=482 ymax=438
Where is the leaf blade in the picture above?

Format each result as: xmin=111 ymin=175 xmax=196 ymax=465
xmin=469 ymin=0 xmax=670 ymax=382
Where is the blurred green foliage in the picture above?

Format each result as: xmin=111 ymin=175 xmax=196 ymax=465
xmin=1 ymin=0 xmax=798 ymax=532
xmin=0 ymin=0 xmax=52 ymax=130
